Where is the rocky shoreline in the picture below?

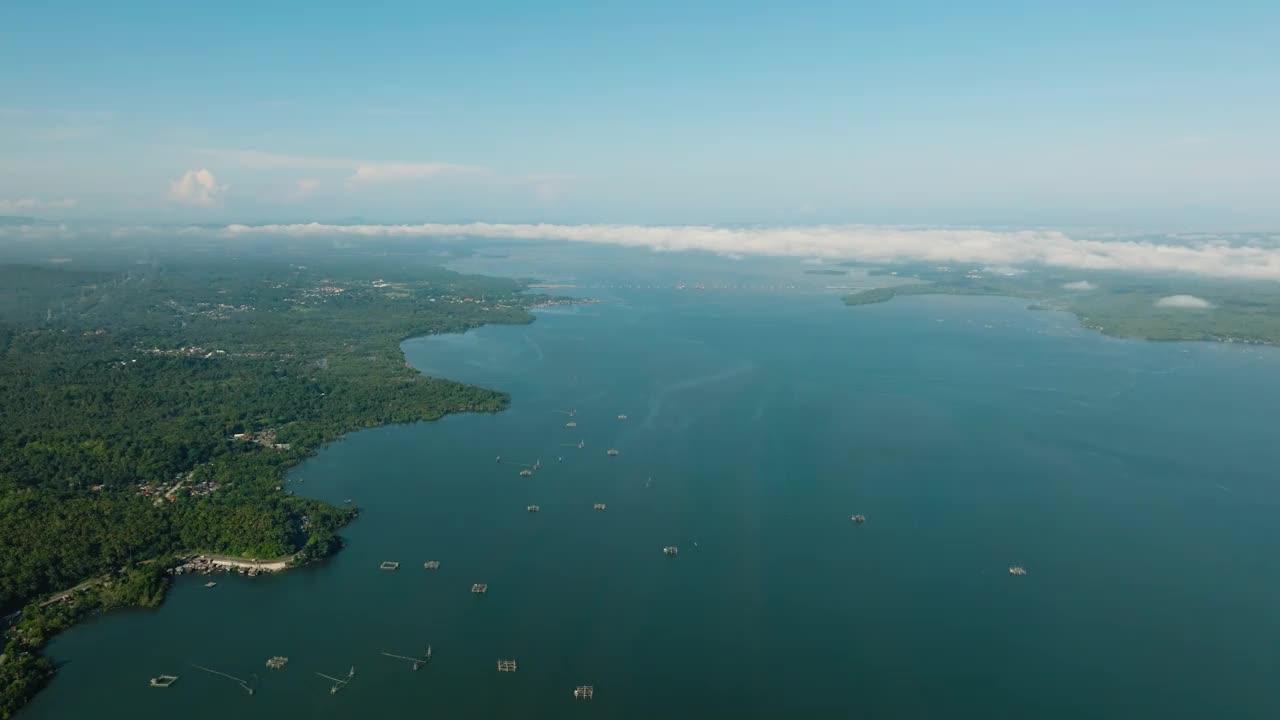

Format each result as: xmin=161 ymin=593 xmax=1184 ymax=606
xmin=169 ymin=554 xmax=294 ymax=578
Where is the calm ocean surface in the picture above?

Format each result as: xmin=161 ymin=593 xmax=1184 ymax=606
xmin=24 ymin=268 xmax=1280 ymax=718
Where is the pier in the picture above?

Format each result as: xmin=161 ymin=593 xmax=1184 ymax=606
xmin=497 ymin=659 xmax=518 ymax=672
xmin=192 ymin=664 xmax=255 ymax=695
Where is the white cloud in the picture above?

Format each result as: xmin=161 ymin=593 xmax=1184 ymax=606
xmin=168 ymin=169 xmax=228 ymax=207
xmin=347 ymin=162 xmax=480 ymax=185
xmin=0 ymin=197 xmax=77 ymax=212
xmin=216 ymin=222 xmax=1280 ymax=280
xmin=292 ymin=178 xmax=320 ymax=200
xmin=200 ymin=148 xmax=485 ymax=187
xmin=1155 ymin=295 xmax=1213 ymax=309
xmin=1063 ymin=280 xmax=1096 ymax=290
xmin=199 ymin=149 xmax=340 ymax=171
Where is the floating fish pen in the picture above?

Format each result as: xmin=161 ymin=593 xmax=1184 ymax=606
xmin=527 ymin=505 xmax=541 ymax=512
xmin=1009 ymin=566 xmax=1027 ymax=576
xmin=380 ymin=561 xmax=401 ymax=570
xmin=496 ymin=659 xmax=518 ymax=672
xmin=574 ymin=685 xmax=594 ymax=699
xmin=265 ymin=656 xmax=288 ymax=669
xmin=850 ymin=514 xmax=866 ymax=524
xmin=593 ymin=503 xmax=607 ymax=511
xmin=519 ymin=469 xmax=533 ymax=477
xmin=423 ymin=560 xmax=441 ymax=569
xmin=565 ymin=421 xmax=578 ymax=428
xmin=606 ymin=448 xmax=620 ymax=456
xmin=149 ymin=675 xmax=179 ymax=688
xmin=472 ymin=583 xmax=489 ymax=594
xmin=663 ymin=546 xmax=679 ymax=556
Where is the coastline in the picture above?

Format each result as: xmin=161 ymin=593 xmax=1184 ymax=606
xmin=1 ymin=286 xmax=576 ymax=719
xmin=842 ymin=286 xmax=1277 ymax=348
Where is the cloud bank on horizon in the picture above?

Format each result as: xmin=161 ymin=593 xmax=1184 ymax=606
xmin=0 ymin=197 xmax=77 ymax=212
xmin=213 ymin=222 xmax=1280 ymax=281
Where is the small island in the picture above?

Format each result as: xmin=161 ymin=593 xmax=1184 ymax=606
xmin=842 ymin=287 xmax=898 ymax=306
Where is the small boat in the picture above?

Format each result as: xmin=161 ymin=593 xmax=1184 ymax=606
xmin=343 ymin=498 xmax=352 ymax=504
xmin=606 ymin=448 xmax=619 ymax=456
xmin=565 ymin=421 xmax=578 ymax=428
xmin=617 ymin=414 xmax=628 ymax=421
xmin=577 ymin=440 xmax=585 ymax=449
xmin=496 ymin=455 xmax=502 ymax=462
xmin=850 ymin=514 xmax=866 ymax=524
xmin=1009 ymin=566 xmax=1027 ymax=576
xmin=663 ymin=546 xmax=679 ymax=556
xmin=519 ymin=469 xmax=533 ymax=477
xmin=204 ymin=581 xmax=217 ymax=588
xmin=527 ymin=505 xmax=541 ymax=512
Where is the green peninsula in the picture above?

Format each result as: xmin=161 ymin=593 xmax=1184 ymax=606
xmin=842 ymin=265 xmax=1280 ymax=345
xmin=842 ymin=287 xmax=897 ymax=305
xmin=0 ymin=254 xmax=563 ymax=718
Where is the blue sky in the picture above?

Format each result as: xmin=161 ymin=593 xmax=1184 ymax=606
xmin=2 ymin=0 xmax=1278 ymax=227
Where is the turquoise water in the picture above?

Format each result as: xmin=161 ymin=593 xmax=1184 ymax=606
xmin=24 ymin=283 xmax=1280 ymax=719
